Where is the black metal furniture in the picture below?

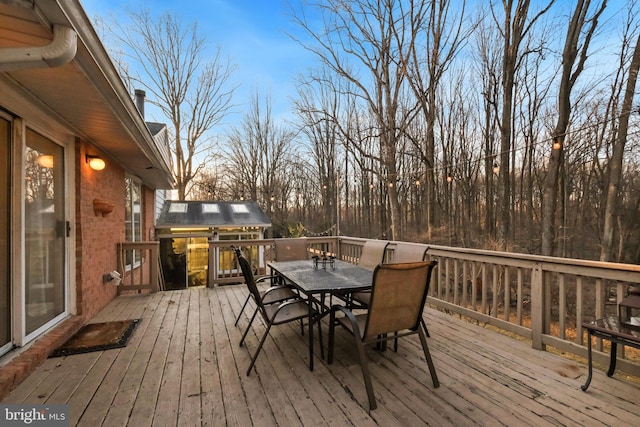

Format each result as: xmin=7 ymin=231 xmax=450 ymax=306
xmin=328 ymin=261 xmax=440 ymax=410
xmin=581 ymin=316 xmax=640 ymax=391
xmin=233 ymin=248 xmax=320 ymax=376
xmin=268 ymin=259 xmax=374 ymax=371
xmin=233 ymin=243 xmax=300 ymax=327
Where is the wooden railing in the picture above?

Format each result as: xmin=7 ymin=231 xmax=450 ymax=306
xmin=205 ymin=236 xmax=640 ymax=378
xmin=206 ymin=237 xmax=337 ymax=286
xmin=116 ymin=242 xmax=159 ymax=294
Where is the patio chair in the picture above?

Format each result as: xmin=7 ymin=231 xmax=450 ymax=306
xmin=388 ymin=243 xmax=431 ymax=337
xmin=274 ymin=237 xmax=308 ymax=261
xmin=328 ymin=261 xmax=440 ymax=410
xmin=351 ymin=240 xmax=389 ymax=306
xmin=391 ymin=243 xmax=428 ymax=263
xmin=233 ymin=246 xmax=298 ymax=326
xmin=272 ymin=237 xmax=309 ymax=286
xmin=352 ymin=242 xmax=428 ymax=305
xmin=235 ymin=249 xmax=321 ymax=376
xmin=357 ymin=240 xmax=389 ymax=270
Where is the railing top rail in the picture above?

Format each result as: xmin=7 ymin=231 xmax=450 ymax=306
xmin=207 ymin=236 xmax=640 ymax=275
xmin=206 ymin=237 xmax=334 ymax=247
xmin=425 ymin=244 xmax=640 ymax=278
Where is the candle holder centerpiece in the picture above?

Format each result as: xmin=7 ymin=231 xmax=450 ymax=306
xmin=312 ymin=252 xmax=335 ymax=270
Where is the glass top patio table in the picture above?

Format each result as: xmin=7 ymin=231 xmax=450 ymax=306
xmin=267 ymin=259 xmax=373 ymax=371
xmin=268 ymin=259 xmax=373 ymax=295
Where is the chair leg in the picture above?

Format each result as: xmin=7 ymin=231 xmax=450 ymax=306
xmin=328 ymin=310 xmax=336 ymax=364
xmin=395 ymin=319 xmax=428 ymax=350
xmin=421 ymin=318 xmax=430 ymax=337
xmin=234 ymin=294 xmax=252 ymax=326
xmin=246 ymin=324 xmax=273 ymax=376
xmin=354 ymin=338 xmax=377 ymax=410
xmin=418 ymin=326 xmax=439 ymax=388
xmin=317 ymin=313 xmax=324 ymax=360
xmin=239 ymin=308 xmax=259 ymax=347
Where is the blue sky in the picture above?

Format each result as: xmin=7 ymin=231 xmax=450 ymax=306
xmin=81 ymin=0 xmax=314 ymax=127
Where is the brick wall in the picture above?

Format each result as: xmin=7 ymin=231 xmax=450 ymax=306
xmin=76 ymin=140 xmax=123 ymax=318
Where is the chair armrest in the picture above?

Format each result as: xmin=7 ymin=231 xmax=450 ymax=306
xmin=255 ymin=275 xmax=272 ymax=285
xmin=262 ymin=284 xmax=295 ymax=297
xmin=331 ymin=305 xmax=363 ymax=338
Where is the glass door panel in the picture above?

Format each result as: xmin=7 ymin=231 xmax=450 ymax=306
xmin=24 ymin=129 xmax=65 ymax=334
xmin=162 ymin=237 xmax=187 ymax=290
xmin=0 ymin=117 xmax=10 ymax=354
xmin=187 ymin=237 xmax=208 ymax=287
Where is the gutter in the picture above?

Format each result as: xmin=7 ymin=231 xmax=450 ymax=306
xmin=0 ymin=24 xmax=77 ymax=71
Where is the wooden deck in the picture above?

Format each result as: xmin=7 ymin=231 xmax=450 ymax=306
xmin=3 ymin=286 xmax=639 ymax=426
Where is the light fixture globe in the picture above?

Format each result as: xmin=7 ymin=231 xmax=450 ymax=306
xmin=86 ymin=154 xmax=105 ymax=171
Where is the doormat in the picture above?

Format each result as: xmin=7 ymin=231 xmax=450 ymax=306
xmin=49 ymin=319 xmax=140 ymax=357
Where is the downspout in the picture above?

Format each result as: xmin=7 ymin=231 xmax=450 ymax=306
xmin=0 ymin=24 xmax=77 ymax=71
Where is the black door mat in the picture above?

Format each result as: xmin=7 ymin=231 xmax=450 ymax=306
xmin=49 ymin=319 xmax=140 ymax=357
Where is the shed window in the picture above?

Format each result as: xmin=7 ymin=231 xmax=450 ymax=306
xmin=202 ymin=203 xmax=220 ymax=213
xmin=231 ymin=204 xmax=249 ymax=214
xmin=169 ymin=202 xmax=188 ymax=213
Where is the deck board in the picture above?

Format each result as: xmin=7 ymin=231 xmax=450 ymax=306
xmin=3 ymin=285 xmax=639 ymax=426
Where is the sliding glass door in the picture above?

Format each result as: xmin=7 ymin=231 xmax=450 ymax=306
xmin=0 ymin=116 xmax=10 ymax=355
xmin=24 ymin=129 xmax=66 ymax=335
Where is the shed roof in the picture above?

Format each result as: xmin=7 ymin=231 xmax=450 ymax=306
xmin=156 ymin=201 xmax=271 ymax=229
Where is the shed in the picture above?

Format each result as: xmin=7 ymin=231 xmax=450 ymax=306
xmin=155 ymin=200 xmax=271 ymax=289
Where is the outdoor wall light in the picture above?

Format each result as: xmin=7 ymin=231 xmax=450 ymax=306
xmin=86 ymin=154 xmax=106 ymax=171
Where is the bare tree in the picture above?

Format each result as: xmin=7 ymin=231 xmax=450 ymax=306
xmin=111 ymin=9 xmax=237 ymax=199
xmin=190 ymin=169 xmax=225 ymax=200
xmin=521 ymin=46 xmax=553 ymax=251
xmin=292 ymin=0 xmax=427 ymax=241
xmin=601 ymin=7 xmax=640 ymax=261
xmin=541 ymin=0 xmax=607 ymax=256
xmin=294 ymin=68 xmax=343 ymax=233
xmin=493 ymin=0 xmax=553 ymax=247
xmin=472 ymin=15 xmax=502 ymax=240
xmin=405 ymin=0 xmax=470 ymax=237
xmin=224 ymin=92 xmax=297 ymax=236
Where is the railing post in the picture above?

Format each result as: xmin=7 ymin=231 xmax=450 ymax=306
xmin=531 ymin=263 xmax=545 ymax=350
xmin=150 ymin=243 xmax=158 ymax=293
xmin=208 ymin=239 xmax=217 ymax=288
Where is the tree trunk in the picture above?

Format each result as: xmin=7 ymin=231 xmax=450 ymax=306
xmin=600 ymin=33 xmax=640 ymax=261
xmin=542 ymin=0 xmax=606 ymax=256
